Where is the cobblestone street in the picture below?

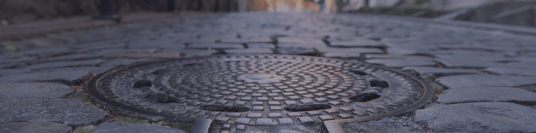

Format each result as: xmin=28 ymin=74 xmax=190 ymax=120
xmin=1 ymin=12 xmax=536 ymax=133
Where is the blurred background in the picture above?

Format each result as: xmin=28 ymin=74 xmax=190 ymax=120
xmin=1 ymin=0 xmax=535 ymax=26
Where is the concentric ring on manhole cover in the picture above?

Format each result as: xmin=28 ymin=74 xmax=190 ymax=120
xmin=87 ymin=55 xmax=433 ymax=125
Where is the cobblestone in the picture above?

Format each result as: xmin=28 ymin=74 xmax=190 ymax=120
xmin=92 ymin=122 xmax=187 ymax=133
xmin=1 ymin=12 xmax=536 ymax=133
xmin=436 ymin=75 xmax=536 ymax=88
xmin=0 ymin=83 xmax=73 ymax=99
xmin=436 ymin=87 xmax=536 ymax=104
xmin=415 ymin=102 xmax=536 ymax=133
xmin=0 ymin=122 xmax=71 ymax=133
xmin=0 ymin=98 xmax=107 ymax=126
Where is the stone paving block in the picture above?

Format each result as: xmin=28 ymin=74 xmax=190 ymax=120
xmin=328 ymin=38 xmax=385 ymax=47
xmin=0 ymin=57 xmax=37 ymax=64
xmin=366 ymin=58 xmax=436 ymax=67
xmin=104 ymin=52 xmax=182 ymax=58
xmin=507 ymin=61 xmax=536 ymax=68
xmin=38 ymin=53 xmax=100 ymax=62
xmin=342 ymin=116 xmax=423 ymax=133
xmin=415 ymin=102 xmax=536 ymax=133
xmin=24 ymin=59 xmax=105 ymax=70
xmin=91 ymin=48 xmax=160 ymax=56
xmin=0 ymin=83 xmax=73 ymax=99
xmin=187 ymin=43 xmax=244 ymax=49
xmin=219 ymin=38 xmax=273 ymax=44
xmin=436 ymin=75 xmax=536 ymax=88
xmin=100 ymin=58 xmax=152 ymax=68
xmin=0 ymin=122 xmax=71 ymax=133
xmin=485 ymin=67 xmax=536 ymax=76
xmin=17 ymin=47 xmax=71 ymax=58
xmin=365 ymin=54 xmax=430 ymax=59
xmin=0 ymin=69 xmax=30 ymax=77
xmin=0 ymin=98 xmax=107 ymax=126
xmin=316 ymin=47 xmax=383 ymax=55
xmin=321 ymin=48 xmax=383 ymax=58
xmin=434 ymin=56 xmax=510 ymax=68
xmin=0 ymin=68 xmax=89 ymax=85
xmin=247 ymin=44 xmax=276 ymax=49
xmin=382 ymin=41 xmax=437 ymax=55
xmin=436 ymin=87 xmax=536 ymax=104
xmin=433 ymin=50 xmax=509 ymax=59
xmin=276 ymin=46 xmax=316 ymax=55
xmin=224 ymin=48 xmax=273 ymax=54
xmin=403 ymin=67 xmax=484 ymax=77
xmin=92 ymin=122 xmax=187 ymax=133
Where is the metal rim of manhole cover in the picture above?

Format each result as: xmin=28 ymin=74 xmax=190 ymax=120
xmin=87 ymin=55 xmax=433 ymax=130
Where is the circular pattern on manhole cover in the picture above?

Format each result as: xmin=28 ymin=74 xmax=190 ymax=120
xmin=88 ymin=55 xmax=433 ymax=125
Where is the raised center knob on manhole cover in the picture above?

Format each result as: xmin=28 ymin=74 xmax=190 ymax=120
xmin=237 ymin=73 xmax=286 ymax=83
xmin=87 ymin=55 xmax=433 ymax=125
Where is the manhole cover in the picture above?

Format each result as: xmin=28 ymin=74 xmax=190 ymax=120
xmin=88 ymin=55 xmax=433 ymax=125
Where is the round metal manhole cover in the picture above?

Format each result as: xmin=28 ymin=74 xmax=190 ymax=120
xmin=88 ymin=55 xmax=433 ymax=125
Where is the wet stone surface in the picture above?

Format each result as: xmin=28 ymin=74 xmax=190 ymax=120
xmin=415 ymin=102 xmax=536 ymax=133
xmin=89 ymin=55 xmax=430 ymax=127
xmin=0 ymin=122 xmax=72 ymax=133
xmin=1 ymin=12 xmax=536 ymax=132
xmin=342 ymin=116 xmax=424 ymax=132
xmin=0 ymin=98 xmax=107 ymax=126
xmin=92 ymin=122 xmax=187 ymax=133
xmin=0 ymin=82 xmax=73 ymax=99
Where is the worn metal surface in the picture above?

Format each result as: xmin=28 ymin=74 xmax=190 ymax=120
xmin=88 ymin=55 xmax=433 ymax=127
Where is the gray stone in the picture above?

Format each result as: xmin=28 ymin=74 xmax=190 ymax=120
xmin=99 ymin=58 xmax=152 ymax=68
xmin=342 ymin=116 xmax=423 ymax=133
xmin=277 ymin=37 xmax=324 ymax=45
xmin=247 ymin=44 xmax=276 ymax=49
xmin=0 ymin=98 xmax=107 ymax=126
xmin=276 ymin=46 xmax=316 ymax=55
xmin=436 ymin=75 xmax=536 ymax=88
xmin=403 ymin=67 xmax=484 ymax=77
xmin=90 ymin=48 xmax=161 ymax=56
xmin=92 ymin=122 xmax=187 ymax=133
xmin=179 ymin=49 xmax=218 ymax=57
xmin=485 ymin=67 xmax=536 ymax=76
xmin=321 ymin=48 xmax=383 ymax=58
xmin=0 ymin=122 xmax=71 ymax=133
xmin=328 ymin=38 xmax=385 ymax=47
xmin=434 ymin=56 xmax=509 ymax=68
xmin=0 ymin=83 xmax=73 ymax=99
xmin=38 ymin=53 xmax=100 ymax=62
xmin=415 ymin=102 xmax=536 ymax=133
xmin=507 ymin=61 xmax=536 ymax=68
xmin=432 ymin=50 xmax=509 ymax=59
xmin=0 ymin=68 xmax=89 ymax=85
xmin=224 ymin=48 xmax=273 ymax=54
xmin=24 ymin=59 xmax=105 ymax=70
xmin=382 ymin=41 xmax=438 ymax=55
xmin=0 ymin=69 xmax=30 ymax=77
xmin=219 ymin=38 xmax=272 ymax=43
xmin=366 ymin=58 xmax=436 ymax=68
xmin=0 ymin=57 xmax=36 ymax=64
xmin=17 ymin=47 xmax=71 ymax=58
xmin=436 ymin=87 xmax=536 ymax=104
xmin=188 ymin=43 xmax=244 ymax=49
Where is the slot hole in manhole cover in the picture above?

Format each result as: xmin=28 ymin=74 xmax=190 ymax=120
xmin=283 ymin=104 xmax=332 ymax=112
xmin=133 ymin=80 xmax=152 ymax=88
xmin=151 ymin=69 xmax=168 ymax=75
xmin=199 ymin=105 xmax=250 ymax=112
xmin=144 ymin=93 xmax=179 ymax=103
xmin=350 ymin=93 xmax=381 ymax=102
xmin=350 ymin=70 xmax=368 ymax=75
xmin=370 ymin=80 xmax=389 ymax=88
